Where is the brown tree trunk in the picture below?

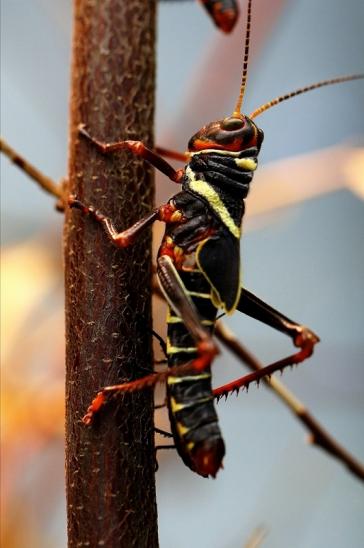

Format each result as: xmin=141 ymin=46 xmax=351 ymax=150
xmin=64 ymin=1 xmax=158 ymax=546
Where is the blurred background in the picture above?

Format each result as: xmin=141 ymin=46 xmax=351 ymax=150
xmin=1 ymin=0 xmax=364 ymax=546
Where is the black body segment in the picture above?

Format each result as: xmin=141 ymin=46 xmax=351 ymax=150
xmin=156 ymin=146 xmax=259 ymax=475
xmin=196 ymin=234 xmax=241 ymax=313
xmin=179 ymin=147 xmax=259 ymax=313
xmin=165 ymin=270 xmax=224 ymax=475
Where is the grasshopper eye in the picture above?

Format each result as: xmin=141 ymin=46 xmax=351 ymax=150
xmin=221 ymin=117 xmax=244 ymax=131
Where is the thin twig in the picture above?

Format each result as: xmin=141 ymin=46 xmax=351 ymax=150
xmin=0 ymin=137 xmax=63 ymax=200
xmin=244 ymin=525 xmax=268 ymax=548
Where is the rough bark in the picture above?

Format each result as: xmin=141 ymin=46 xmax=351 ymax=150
xmin=65 ymin=1 xmax=158 ymax=546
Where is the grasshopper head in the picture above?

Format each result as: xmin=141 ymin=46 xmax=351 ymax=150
xmin=188 ymin=115 xmax=263 ymax=153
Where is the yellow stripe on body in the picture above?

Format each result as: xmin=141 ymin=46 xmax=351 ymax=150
xmin=234 ymin=157 xmax=257 ymax=170
xmin=187 ymin=290 xmax=212 ymax=299
xmin=166 ymin=312 xmax=184 ymax=324
xmin=211 ymin=289 xmax=221 ymax=310
xmin=167 ymin=373 xmax=211 ymax=385
xmin=176 ymin=421 xmax=190 ymax=436
xmin=166 ymin=336 xmax=197 ymax=355
xmin=190 ymin=148 xmax=257 ymax=171
xmin=167 ymin=315 xmax=214 ymax=326
xmin=190 ymin=149 xmax=244 ymax=157
xmin=186 ymin=166 xmax=241 ymax=239
xmin=166 ymin=309 xmax=214 ymax=326
xmin=170 ymin=396 xmax=213 ymax=413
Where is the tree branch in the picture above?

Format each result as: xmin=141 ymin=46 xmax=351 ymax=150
xmin=0 ymin=137 xmax=63 ymax=200
xmin=64 ymin=1 xmax=158 ymax=546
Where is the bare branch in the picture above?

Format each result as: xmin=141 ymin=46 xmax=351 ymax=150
xmin=0 ymin=137 xmax=63 ymax=201
xmin=65 ymin=0 xmax=158 ymax=545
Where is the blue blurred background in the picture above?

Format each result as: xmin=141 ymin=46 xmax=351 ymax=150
xmin=1 ymin=1 xmax=364 ymax=547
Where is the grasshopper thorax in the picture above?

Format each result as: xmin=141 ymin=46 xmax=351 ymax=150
xmin=187 ymin=115 xmax=264 ymax=154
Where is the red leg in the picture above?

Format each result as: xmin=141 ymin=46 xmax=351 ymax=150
xmin=68 ymin=196 xmax=171 ymax=248
xmin=213 ymin=332 xmax=316 ymax=400
xmin=84 ymin=306 xmax=316 ymax=424
xmin=237 ymin=288 xmax=320 ymax=347
xmin=82 ymin=348 xmax=217 ymax=425
xmin=216 ymin=287 xmax=319 ymax=399
xmin=79 ymin=124 xmax=183 ymax=183
xmin=83 ymin=255 xmax=219 ymax=425
xmin=155 ymin=146 xmax=189 ymax=164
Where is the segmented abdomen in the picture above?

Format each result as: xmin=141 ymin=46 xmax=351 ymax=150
xmin=166 ymin=268 xmax=225 ymax=476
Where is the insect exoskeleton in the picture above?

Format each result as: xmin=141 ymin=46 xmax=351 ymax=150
xmin=188 ymin=115 xmax=263 ymax=153
xmin=159 ymin=116 xmax=264 ymax=477
xmin=70 ymin=0 xmax=363 ymax=478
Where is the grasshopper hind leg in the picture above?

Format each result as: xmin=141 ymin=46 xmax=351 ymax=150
xmin=214 ymin=288 xmax=319 ymax=399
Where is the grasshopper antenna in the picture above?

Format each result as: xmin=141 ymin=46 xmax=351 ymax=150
xmin=232 ymin=0 xmax=253 ymax=117
xmin=250 ymin=73 xmax=364 ymax=119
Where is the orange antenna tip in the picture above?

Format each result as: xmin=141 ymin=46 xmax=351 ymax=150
xmin=249 ymin=73 xmax=364 ymax=119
